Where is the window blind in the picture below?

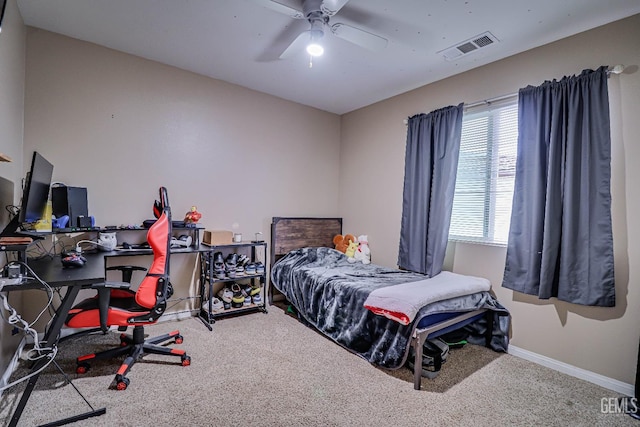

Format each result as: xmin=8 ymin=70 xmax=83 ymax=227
xmin=449 ymin=97 xmax=518 ymax=245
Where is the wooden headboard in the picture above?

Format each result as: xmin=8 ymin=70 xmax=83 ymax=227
xmin=270 ymin=217 xmax=342 ymax=265
xmin=269 ymin=217 xmax=342 ymax=303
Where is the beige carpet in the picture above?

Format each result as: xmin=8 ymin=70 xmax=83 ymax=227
xmin=1 ymin=308 xmax=636 ymax=426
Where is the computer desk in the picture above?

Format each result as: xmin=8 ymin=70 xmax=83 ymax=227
xmin=4 ymin=252 xmax=108 ymax=427
xmin=5 ymin=247 xmax=205 ymax=426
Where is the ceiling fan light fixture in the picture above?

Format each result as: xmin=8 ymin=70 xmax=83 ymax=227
xmin=306 ymin=42 xmax=324 ymax=56
xmin=306 ymin=16 xmax=325 ymax=57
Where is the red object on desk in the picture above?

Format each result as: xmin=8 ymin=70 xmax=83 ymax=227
xmin=184 ymin=205 xmax=201 ymax=224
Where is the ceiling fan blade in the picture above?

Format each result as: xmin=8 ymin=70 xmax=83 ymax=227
xmin=279 ymin=30 xmax=312 ymax=59
xmin=257 ymin=19 xmax=308 ymax=62
xmin=330 ymin=23 xmax=388 ymax=52
xmin=321 ymin=0 xmax=350 ymax=16
xmin=251 ymin=0 xmax=304 ymax=19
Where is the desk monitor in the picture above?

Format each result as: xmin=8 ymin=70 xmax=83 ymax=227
xmin=0 ymin=1 xmax=7 ymax=34
xmin=0 ymin=151 xmax=54 ymax=237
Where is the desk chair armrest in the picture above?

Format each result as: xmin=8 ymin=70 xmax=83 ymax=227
xmin=92 ymin=281 xmax=131 ymax=290
xmin=106 ymin=265 xmax=148 ymax=283
xmin=91 ymin=281 xmax=132 ymax=333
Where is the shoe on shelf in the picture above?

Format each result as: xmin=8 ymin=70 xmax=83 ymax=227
xmin=245 ymin=263 xmax=257 ymax=275
xmin=225 ymin=253 xmax=238 ymax=278
xmin=231 ymin=282 xmax=244 ymax=308
xmin=255 ymin=262 xmax=265 ymax=275
xmin=236 ymin=254 xmax=249 ymax=267
xmin=249 ymin=283 xmax=261 ymax=296
xmin=240 ymin=283 xmax=252 ymax=296
xmin=214 ymin=269 xmax=227 ymax=280
xmin=213 ymin=252 xmax=226 ymax=279
xmin=243 ymin=296 xmax=251 ymax=306
xmin=235 ymin=265 xmax=245 ymax=276
xmin=202 ymin=297 xmax=225 ymax=313
xmin=231 ymin=293 xmax=245 ymax=308
xmin=213 ymin=251 xmax=225 ymax=269
xmin=212 ymin=297 xmax=224 ymax=312
xmin=252 ymin=293 xmax=262 ymax=305
xmin=217 ymin=287 xmax=233 ymax=303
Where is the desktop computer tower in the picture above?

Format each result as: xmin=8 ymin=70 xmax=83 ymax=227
xmin=51 ymin=186 xmax=89 ymax=227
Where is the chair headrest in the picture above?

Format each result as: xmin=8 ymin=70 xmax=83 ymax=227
xmin=153 ymin=187 xmax=169 ymax=219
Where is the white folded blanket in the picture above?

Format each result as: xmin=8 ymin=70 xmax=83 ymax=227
xmin=363 ymin=271 xmax=491 ymax=325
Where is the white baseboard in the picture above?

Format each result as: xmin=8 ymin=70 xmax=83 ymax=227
xmin=508 ymin=345 xmax=634 ymax=396
xmin=160 ymin=310 xmax=196 ymax=322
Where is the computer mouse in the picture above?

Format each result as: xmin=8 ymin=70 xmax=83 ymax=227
xmin=122 ymin=242 xmax=131 ymax=249
xmin=61 ymin=254 xmax=87 ymax=268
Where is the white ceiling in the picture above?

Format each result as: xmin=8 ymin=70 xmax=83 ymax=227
xmin=15 ymin=0 xmax=640 ymax=115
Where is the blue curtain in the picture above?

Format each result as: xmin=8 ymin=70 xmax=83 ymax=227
xmin=502 ymin=67 xmax=615 ymax=306
xmin=398 ymin=104 xmax=463 ymax=277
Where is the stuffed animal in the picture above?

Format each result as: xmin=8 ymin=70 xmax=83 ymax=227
xmin=345 ymin=240 xmax=359 ymax=262
xmin=353 ymin=235 xmax=371 ymax=265
xmin=333 ymin=234 xmax=356 ymax=253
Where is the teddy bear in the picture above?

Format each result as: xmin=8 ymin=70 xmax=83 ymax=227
xmin=333 ymin=234 xmax=356 ymax=253
xmin=345 ymin=240 xmax=359 ymax=262
xmin=353 ymin=235 xmax=371 ymax=264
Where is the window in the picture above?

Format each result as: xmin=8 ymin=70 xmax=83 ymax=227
xmin=449 ymin=97 xmax=518 ymax=246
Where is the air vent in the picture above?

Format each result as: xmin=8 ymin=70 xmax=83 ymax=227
xmin=438 ymin=31 xmax=499 ymax=61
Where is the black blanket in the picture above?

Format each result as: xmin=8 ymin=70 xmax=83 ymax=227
xmin=270 ymin=247 xmax=509 ymax=369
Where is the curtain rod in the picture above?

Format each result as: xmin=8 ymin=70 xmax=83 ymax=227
xmin=463 ymin=92 xmax=517 ymax=109
xmin=402 ymin=92 xmax=516 ymax=125
xmin=403 ymin=64 xmax=625 ymax=125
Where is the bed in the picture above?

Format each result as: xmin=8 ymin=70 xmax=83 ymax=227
xmin=269 ymin=217 xmax=510 ymax=390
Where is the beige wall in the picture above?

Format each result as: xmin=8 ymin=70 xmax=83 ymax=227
xmin=0 ymin=0 xmax=25 ymax=197
xmin=340 ymin=14 xmax=640 ymax=384
xmin=0 ymin=0 xmax=25 ymax=380
xmin=24 ymin=29 xmax=341 ymax=233
xmin=22 ymin=28 xmax=342 ymax=315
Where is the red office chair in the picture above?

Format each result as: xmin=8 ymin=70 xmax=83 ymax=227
xmin=66 ymin=187 xmax=191 ymax=390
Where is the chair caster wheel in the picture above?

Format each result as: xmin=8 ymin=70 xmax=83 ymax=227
xmin=76 ymin=362 xmax=90 ymax=374
xmin=119 ymin=333 xmax=129 ymax=346
xmin=175 ymin=335 xmax=183 ymax=344
xmin=181 ymin=354 xmax=191 ymax=366
xmin=115 ymin=375 xmax=130 ymax=390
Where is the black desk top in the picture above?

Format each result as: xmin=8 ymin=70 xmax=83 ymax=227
xmin=24 ymin=245 xmax=209 ymax=287
xmin=26 ymin=253 xmax=107 ymax=287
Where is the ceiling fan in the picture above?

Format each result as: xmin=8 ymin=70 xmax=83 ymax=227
xmin=253 ymin=0 xmax=388 ymax=59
